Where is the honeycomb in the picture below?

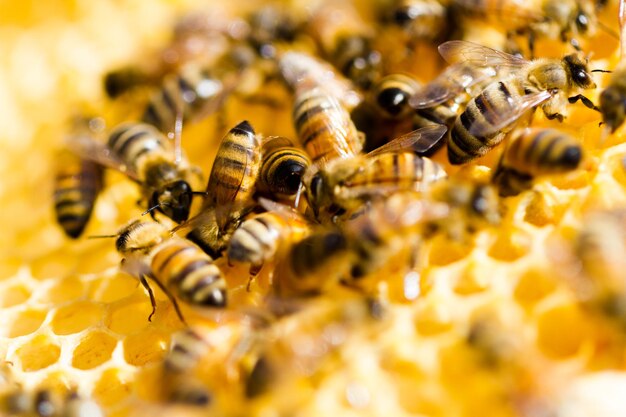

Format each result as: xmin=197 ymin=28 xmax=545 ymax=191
xmin=3 ymin=0 xmax=626 ymax=416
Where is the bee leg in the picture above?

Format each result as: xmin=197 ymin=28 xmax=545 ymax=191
xmin=246 ymin=264 xmax=263 ymax=292
xmin=148 ymin=275 xmax=188 ymax=326
xmin=139 ymin=275 xmax=157 ymax=322
xmin=545 ymin=113 xmax=565 ymax=122
xmin=568 ymin=94 xmax=601 ymax=112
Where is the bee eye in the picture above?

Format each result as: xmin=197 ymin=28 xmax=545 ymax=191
xmin=576 ymin=12 xmax=589 ymax=32
xmin=377 ymin=87 xmax=410 ymax=117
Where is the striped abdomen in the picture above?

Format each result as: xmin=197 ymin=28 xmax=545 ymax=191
xmin=449 ymin=79 xmax=526 ymax=164
xmin=142 ymin=65 xmax=224 ymax=132
xmin=372 ymin=74 xmax=421 ymax=119
xmin=204 ymin=120 xmax=261 ymax=232
xmin=392 ymin=0 xmax=448 ymax=41
xmin=340 ymin=153 xmax=447 ymax=198
xmin=258 ymin=137 xmax=311 ymax=196
xmin=228 ymin=212 xmax=310 ymax=266
xmin=54 ymin=151 xmax=102 ymax=238
xmin=293 ymin=86 xmax=362 ymax=168
xmin=289 ymin=230 xmax=348 ymax=279
xmin=165 ymin=328 xmax=211 ymax=373
xmin=151 ymin=239 xmax=227 ymax=307
xmin=107 ymin=122 xmax=171 ymax=175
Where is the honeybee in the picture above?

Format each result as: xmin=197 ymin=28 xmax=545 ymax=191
xmin=599 ymin=0 xmax=626 ymax=134
xmin=279 ymin=51 xmax=364 ymax=111
xmin=60 ymin=393 xmax=104 ymax=417
xmin=256 ymin=136 xmax=311 ymax=200
xmin=116 ymin=220 xmax=227 ymax=317
xmin=2 ymin=388 xmax=59 ymax=417
xmin=291 ymin=82 xmax=363 ymax=170
xmin=70 ymin=122 xmax=200 ymax=223
xmin=492 ymin=128 xmax=583 ymax=196
xmin=383 ymin=0 xmax=450 ymax=43
xmin=246 ymin=5 xmax=303 ymax=59
xmin=184 ymin=121 xmax=261 ymax=257
xmin=306 ymin=125 xmax=448 ymax=221
xmin=227 ymin=199 xmax=311 ymax=275
xmin=431 ymin=41 xmax=596 ymax=165
xmin=307 ymin=0 xmax=382 ymax=88
xmin=451 ymin=0 xmax=599 ymax=55
xmin=141 ymin=64 xmax=235 ymax=134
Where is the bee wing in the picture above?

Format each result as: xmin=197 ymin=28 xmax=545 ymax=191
xmin=65 ymin=134 xmax=141 ymax=181
xmin=258 ymin=197 xmax=306 ymax=221
xmin=366 ymin=125 xmax=448 ymax=157
xmin=438 ymin=41 xmax=529 ymax=69
xmin=410 ymin=63 xmax=497 ymax=108
xmin=468 ymin=90 xmax=552 ymax=136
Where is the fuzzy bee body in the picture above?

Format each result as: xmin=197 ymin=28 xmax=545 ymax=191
xmin=257 ymin=136 xmax=311 ymax=197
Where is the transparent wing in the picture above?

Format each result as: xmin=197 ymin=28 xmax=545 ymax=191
xmin=410 ymin=63 xmax=497 ymax=108
xmin=366 ymin=125 xmax=448 ymax=157
xmin=438 ymin=40 xmax=529 ymax=68
xmin=258 ymin=197 xmax=305 ymax=221
xmin=65 ymin=134 xmax=140 ymax=181
xmin=468 ymin=90 xmax=551 ymax=136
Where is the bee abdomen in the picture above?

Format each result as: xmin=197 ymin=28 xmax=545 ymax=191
xmin=259 ymin=146 xmax=310 ymax=195
xmin=228 ymin=214 xmax=282 ymax=265
xmin=54 ymin=154 xmax=102 ymax=238
xmin=290 ymin=231 xmax=347 ymax=277
xmin=151 ymin=240 xmax=227 ymax=308
xmin=108 ymin=123 xmax=169 ymax=171
xmin=165 ymin=328 xmax=210 ymax=373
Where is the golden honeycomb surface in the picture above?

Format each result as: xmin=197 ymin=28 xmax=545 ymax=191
xmin=3 ymin=0 xmax=626 ymax=416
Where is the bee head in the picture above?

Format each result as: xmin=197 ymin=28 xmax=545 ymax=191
xmin=152 ymin=180 xmax=192 ymax=223
xmin=336 ymin=36 xmax=382 ymax=89
xmin=600 ymin=87 xmax=626 ymax=133
xmin=376 ymin=85 xmax=412 ymax=119
xmin=564 ymin=54 xmax=596 ymax=89
xmin=272 ymin=156 xmax=308 ymax=195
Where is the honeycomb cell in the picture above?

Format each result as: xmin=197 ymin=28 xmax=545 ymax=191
xmin=72 ymin=331 xmax=118 ymax=370
xmin=0 ymin=283 xmax=31 ymax=307
xmin=74 ymin=244 xmax=119 ymax=275
xmin=537 ymin=303 xmax=590 ymax=359
xmin=415 ymin=300 xmax=454 ymax=336
xmin=88 ymin=272 xmax=138 ymax=303
xmin=15 ymin=335 xmax=61 ymax=371
xmin=104 ymin=298 xmax=153 ymax=335
xmin=41 ymin=275 xmax=84 ymax=304
xmin=50 ymin=301 xmax=103 ymax=335
xmin=0 ymin=257 xmax=22 ymax=280
xmin=30 ymin=250 xmax=79 ymax=280
xmin=523 ymin=191 xmax=565 ymax=227
xmin=428 ymin=235 xmax=473 ymax=266
xmin=6 ymin=308 xmax=48 ymax=337
xmin=455 ymin=261 xmax=490 ymax=295
xmin=123 ymin=329 xmax=170 ymax=366
xmin=487 ymin=230 xmax=532 ymax=262
xmin=513 ymin=268 xmax=557 ymax=308
xmin=93 ymin=368 xmax=132 ymax=407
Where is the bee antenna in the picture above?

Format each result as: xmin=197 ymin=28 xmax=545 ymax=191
xmin=142 ymin=203 xmax=163 ymax=216
xmin=592 ymin=69 xmax=612 ymax=73
xmin=192 ymin=191 xmax=208 ymax=196
xmin=87 ymin=234 xmax=118 ymax=239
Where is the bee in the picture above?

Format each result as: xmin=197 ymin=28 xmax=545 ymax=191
xmin=599 ymin=0 xmax=626 ymax=135
xmin=116 ymin=220 xmax=227 ymax=315
xmin=141 ymin=64 xmax=234 ymax=134
xmin=306 ymin=125 xmax=448 ymax=221
xmin=383 ymin=0 xmax=450 ymax=43
xmin=256 ymin=136 xmax=311 ymax=200
xmin=60 ymin=393 xmax=104 ymax=417
xmin=227 ymin=199 xmax=311 ymax=275
xmin=427 ymin=176 xmax=501 ymax=241
xmin=370 ymin=74 xmax=423 ymax=121
xmin=492 ymin=128 xmax=583 ymax=196
xmin=433 ymin=41 xmax=596 ymax=165
xmin=451 ymin=0 xmax=599 ymax=55
xmin=307 ymin=0 xmax=382 ymax=88
xmin=291 ymin=82 xmax=363 ymax=170
xmin=246 ymin=5 xmax=303 ymax=59
xmin=2 ymin=386 xmax=59 ymax=417
xmin=185 ymin=121 xmax=261 ymax=258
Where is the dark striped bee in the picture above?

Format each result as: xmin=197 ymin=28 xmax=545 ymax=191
xmin=256 ymin=136 xmax=311 ymax=201
xmin=599 ymin=0 xmax=626 ymax=135
xmin=429 ymin=41 xmax=596 ymax=165
xmin=116 ymin=220 xmax=227 ymax=315
xmin=383 ymin=0 xmax=450 ymax=43
xmin=306 ymin=125 xmax=448 ymax=220
xmin=307 ymin=0 xmax=382 ymax=88
xmin=227 ymin=199 xmax=311 ymax=275
xmin=492 ymin=128 xmax=583 ymax=196
xmin=68 ymin=122 xmax=200 ymax=223
xmin=184 ymin=121 xmax=261 ymax=258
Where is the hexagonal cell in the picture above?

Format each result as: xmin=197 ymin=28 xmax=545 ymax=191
xmin=0 ymin=283 xmax=31 ymax=307
xmin=415 ymin=299 xmax=454 ymax=336
xmin=50 ymin=301 xmax=103 ymax=335
xmin=487 ymin=230 xmax=532 ymax=262
xmin=74 ymin=244 xmax=119 ymax=275
xmin=427 ymin=235 xmax=473 ymax=266
xmin=4 ymin=308 xmax=48 ymax=337
xmin=523 ymin=191 xmax=566 ymax=227
xmin=93 ymin=368 xmax=132 ymax=407
xmin=454 ymin=261 xmax=490 ymax=295
xmin=123 ymin=329 xmax=170 ymax=366
xmin=15 ymin=335 xmax=61 ymax=371
xmin=41 ymin=275 xmax=85 ymax=304
xmin=30 ymin=250 xmax=79 ymax=280
xmin=72 ymin=331 xmax=118 ymax=370
xmin=536 ymin=303 xmax=590 ymax=359
xmin=88 ymin=272 xmax=138 ymax=304
xmin=513 ymin=268 xmax=557 ymax=308
xmin=104 ymin=298 xmax=153 ymax=335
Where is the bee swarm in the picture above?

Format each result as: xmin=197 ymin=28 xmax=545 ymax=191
xmin=2 ymin=0 xmax=626 ymax=417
